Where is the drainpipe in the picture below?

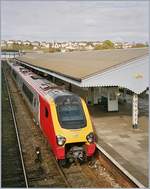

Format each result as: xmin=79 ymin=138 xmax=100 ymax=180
xmin=91 ymin=87 xmax=94 ymax=106
xmin=132 ymin=93 xmax=138 ymax=128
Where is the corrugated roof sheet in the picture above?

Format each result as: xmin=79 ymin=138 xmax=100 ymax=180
xmin=16 ymin=48 xmax=149 ymax=80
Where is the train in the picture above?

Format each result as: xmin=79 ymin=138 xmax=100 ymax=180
xmin=6 ymin=60 xmax=96 ymax=166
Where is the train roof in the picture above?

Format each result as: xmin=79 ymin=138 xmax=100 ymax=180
xmin=9 ymin=61 xmax=75 ymax=100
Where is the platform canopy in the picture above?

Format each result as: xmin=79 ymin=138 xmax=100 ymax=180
xmin=15 ymin=48 xmax=149 ymax=94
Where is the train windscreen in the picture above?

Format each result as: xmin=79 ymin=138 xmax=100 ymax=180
xmin=56 ymin=96 xmax=86 ymax=129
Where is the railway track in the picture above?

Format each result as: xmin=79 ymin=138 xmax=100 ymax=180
xmin=2 ymin=60 xmax=145 ymax=188
xmin=3 ymin=63 xmax=68 ymax=187
xmin=2 ymin=67 xmax=27 ymax=187
xmin=3 ymin=61 xmax=79 ymax=188
xmin=56 ymin=145 xmax=145 ymax=188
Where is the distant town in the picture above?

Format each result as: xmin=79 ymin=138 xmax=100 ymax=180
xmin=1 ymin=39 xmax=149 ymax=53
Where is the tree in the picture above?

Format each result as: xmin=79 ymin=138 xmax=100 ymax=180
xmin=103 ymin=40 xmax=114 ymax=48
xmin=132 ymin=43 xmax=148 ymax=48
xmin=94 ymin=40 xmax=114 ymax=50
xmin=94 ymin=44 xmax=103 ymax=50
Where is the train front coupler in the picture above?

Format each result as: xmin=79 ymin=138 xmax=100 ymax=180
xmin=67 ymin=146 xmax=86 ymax=164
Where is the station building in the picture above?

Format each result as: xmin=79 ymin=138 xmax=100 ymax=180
xmin=14 ymin=47 xmax=149 ymax=128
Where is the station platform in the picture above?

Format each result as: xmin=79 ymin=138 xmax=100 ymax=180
xmin=88 ymin=95 xmax=149 ymax=187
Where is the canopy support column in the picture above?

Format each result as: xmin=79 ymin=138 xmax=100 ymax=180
xmin=69 ymin=83 xmax=72 ymax=92
xmin=132 ymin=93 xmax=139 ymax=128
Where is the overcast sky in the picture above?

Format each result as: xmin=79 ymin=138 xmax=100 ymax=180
xmin=1 ymin=0 xmax=149 ymax=42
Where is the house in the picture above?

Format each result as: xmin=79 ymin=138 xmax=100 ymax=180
xmin=40 ymin=41 xmax=50 ymax=48
xmin=61 ymin=42 xmax=68 ymax=48
xmin=7 ymin=40 xmax=15 ymax=44
xmin=122 ymin=42 xmax=132 ymax=49
xmin=23 ymin=40 xmax=31 ymax=45
xmin=16 ymin=40 xmax=22 ymax=45
xmin=1 ymin=40 xmax=7 ymax=47
xmin=78 ymin=42 xmax=87 ymax=47
xmin=85 ymin=44 xmax=94 ymax=50
xmin=31 ymin=41 xmax=40 ymax=46
xmin=114 ymin=42 xmax=123 ymax=49
xmin=92 ymin=41 xmax=102 ymax=46
xmin=52 ymin=42 xmax=62 ymax=49
xmin=6 ymin=40 xmax=16 ymax=47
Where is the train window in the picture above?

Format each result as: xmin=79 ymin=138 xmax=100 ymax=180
xmin=12 ymin=70 xmax=17 ymax=79
xmin=45 ymin=107 xmax=49 ymax=118
xmin=20 ymin=68 xmax=29 ymax=74
xmin=22 ymin=83 xmax=33 ymax=104
xmin=13 ymin=63 xmax=19 ymax=66
xmin=56 ymin=96 xmax=86 ymax=129
xmin=33 ymin=98 xmax=37 ymax=107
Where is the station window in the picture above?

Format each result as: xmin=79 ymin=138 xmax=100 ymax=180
xmin=22 ymin=83 xmax=33 ymax=104
xmin=109 ymin=92 xmax=116 ymax=101
xmin=45 ymin=107 xmax=49 ymax=118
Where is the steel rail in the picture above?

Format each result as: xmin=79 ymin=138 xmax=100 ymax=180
xmin=3 ymin=67 xmax=29 ymax=188
xmin=96 ymin=143 xmax=145 ymax=188
xmin=50 ymin=154 xmax=71 ymax=187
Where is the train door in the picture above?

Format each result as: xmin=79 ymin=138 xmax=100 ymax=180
xmin=39 ymin=95 xmax=56 ymax=150
xmin=39 ymin=96 xmax=52 ymax=135
xmin=33 ymin=95 xmax=40 ymax=126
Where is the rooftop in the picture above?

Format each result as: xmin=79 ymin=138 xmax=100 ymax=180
xmin=16 ymin=48 xmax=149 ymax=81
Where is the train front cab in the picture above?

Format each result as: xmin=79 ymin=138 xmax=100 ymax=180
xmin=40 ymin=94 xmax=96 ymax=161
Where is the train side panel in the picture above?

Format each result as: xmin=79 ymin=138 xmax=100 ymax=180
xmin=10 ymin=64 xmax=40 ymax=125
xmin=39 ymin=95 xmax=65 ymax=159
xmin=9 ymin=62 xmax=65 ymax=159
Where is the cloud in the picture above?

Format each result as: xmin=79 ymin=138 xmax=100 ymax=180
xmin=1 ymin=1 xmax=149 ymax=42
xmin=84 ymin=18 xmax=97 ymax=27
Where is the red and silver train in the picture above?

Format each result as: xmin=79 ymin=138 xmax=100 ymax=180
xmin=7 ymin=61 xmax=96 ymax=165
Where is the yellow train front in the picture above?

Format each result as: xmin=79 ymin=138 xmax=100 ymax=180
xmin=43 ymin=92 xmax=96 ymax=165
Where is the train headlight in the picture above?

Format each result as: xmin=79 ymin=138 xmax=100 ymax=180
xmin=86 ymin=132 xmax=95 ymax=143
xmin=56 ymin=135 xmax=66 ymax=146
